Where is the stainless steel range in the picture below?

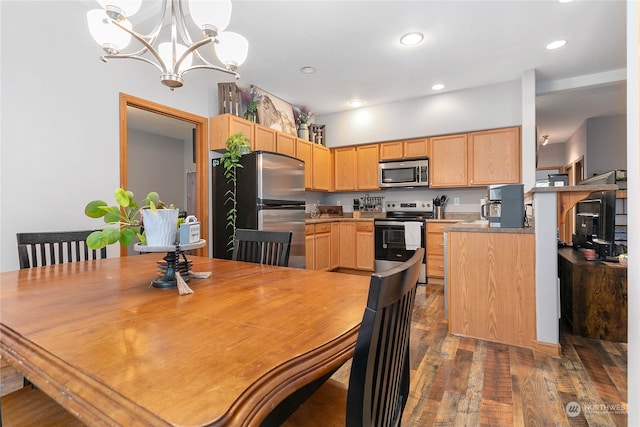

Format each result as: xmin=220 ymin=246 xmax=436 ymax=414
xmin=374 ymin=200 xmax=433 ymax=283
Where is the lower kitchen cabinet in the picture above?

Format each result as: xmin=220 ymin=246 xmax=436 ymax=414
xmin=305 ymin=225 xmax=315 ymax=270
xmin=314 ymin=223 xmax=332 ymax=271
xmin=330 ymin=222 xmax=340 ymax=270
xmin=426 ymin=221 xmax=458 ymax=281
xmin=355 ymin=222 xmax=374 ymax=271
xmin=339 ymin=222 xmax=357 ymax=269
xmin=448 ymin=230 xmax=536 ymax=349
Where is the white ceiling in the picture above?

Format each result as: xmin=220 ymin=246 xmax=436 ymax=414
xmin=126 ymin=0 xmax=627 ymax=146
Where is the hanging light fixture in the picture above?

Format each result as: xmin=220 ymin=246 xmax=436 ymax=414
xmin=87 ymin=0 xmax=249 ymax=89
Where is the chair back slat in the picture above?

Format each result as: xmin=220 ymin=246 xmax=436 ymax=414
xmin=346 ymin=248 xmax=423 ymax=427
xmin=232 ymin=229 xmax=293 ymax=267
xmin=16 ymin=231 xmax=107 ymax=269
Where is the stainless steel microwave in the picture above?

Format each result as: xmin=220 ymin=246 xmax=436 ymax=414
xmin=378 ymin=159 xmax=429 ymax=188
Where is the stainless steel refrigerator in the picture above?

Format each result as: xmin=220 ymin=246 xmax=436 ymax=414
xmin=212 ymin=151 xmax=306 ymax=268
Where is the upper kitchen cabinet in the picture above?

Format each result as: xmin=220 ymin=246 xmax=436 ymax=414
xmin=276 ymin=132 xmax=297 ymax=158
xmin=356 ymin=144 xmax=379 ymax=190
xmin=333 ymin=145 xmax=379 ymax=191
xmin=379 ymin=138 xmax=428 ymax=161
xmin=254 ymin=125 xmax=276 ymax=152
xmin=296 ymin=138 xmax=313 ymax=190
xmin=312 ymin=144 xmax=331 ymax=191
xmin=429 ymin=126 xmax=521 ymax=188
xmin=333 ymin=147 xmax=357 ymax=191
xmin=468 ymin=127 xmax=521 ymax=185
xmin=429 ymin=133 xmax=468 ymax=187
xmin=209 ymin=114 xmax=254 ymax=150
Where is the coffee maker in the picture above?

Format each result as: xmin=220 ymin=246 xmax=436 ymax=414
xmin=481 ymin=184 xmax=524 ymax=228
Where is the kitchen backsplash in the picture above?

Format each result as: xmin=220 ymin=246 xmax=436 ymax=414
xmin=305 ymin=187 xmax=488 ymax=215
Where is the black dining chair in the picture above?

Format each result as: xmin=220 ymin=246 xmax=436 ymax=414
xmin=281 ymin=248 xmax=424 ymax=427
xmin=231 ymin=229 xmax=293 ymax=267
xmin=16 ymin=230 xmax=107 ymax=269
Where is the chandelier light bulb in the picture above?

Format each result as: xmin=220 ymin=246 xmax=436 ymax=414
xmin=87 ymin=9 xmax=132 ymax=54
xmin=189 ymin=0 xmax=232 ymax=37
xmin=215 ymin=31 xmax=249 ymax=70
xmin=158 ymin=42 xmax=194 ymax=71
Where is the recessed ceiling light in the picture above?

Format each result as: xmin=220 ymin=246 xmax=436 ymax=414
xmin=348 ymin=99 xmax=365 ymax=108
xmin=400 ymin=32 xmax=424 ymax=46
xmin=558 ymin=0 xmax=574 ymax=3
xmin=432 ymin=84 xmax=445 ymax=91
xmin=546 ymin=40 xmax=567 ymax=50
xmin=300 ymin=66 xmax=316 ymax=74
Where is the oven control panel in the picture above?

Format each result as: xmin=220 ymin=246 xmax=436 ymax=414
xmin=385 ymin=200 xmax=433 ymax=212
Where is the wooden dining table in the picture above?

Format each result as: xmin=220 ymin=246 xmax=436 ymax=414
xmin=0 ymin=255 xmax=371 ymax=426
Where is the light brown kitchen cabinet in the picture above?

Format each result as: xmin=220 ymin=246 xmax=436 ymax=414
xmin=426 ymin=221 xmax=457 ymax=280
xmin=333 ymin=147 xmax=357 ymax=191
xmin=312 ymin=144 xmax=331 ymax=191
xmin=339 ymin=222 xmax=357 ymax=269
xmin=355 ymin=222 xmax=374 ymax=271
xmin=379 ymin=138 xmax=428 ymax=160
xmin=379 ymin=141 xmax=404 ymax=160
xmin=305 ymin=224 xmax=315 ymax=270
xmin=356 ymin=145 xmax=379 ymax=190
xmin=314 ymin=223 xmax=332 ymax=271
xmin=429 ymin=133 xmax=468 ymax=187
xmin=448 ymin=230 xmax=535 ymax=349
xmin=468 ymin=127 xmax=521 ymax=185
xmin=430 ymin=127 xmax=521 ymax=187
xmin=296 ymin=138 xmax=313 ymax=190
xmin=254 ymin=125 xmax=276 ymax=152
xmin=209 ymin=114 xmax=255 ymax=151
xmin=330 ymin=222 xmax=340 ymax=270
xmin=276 ymin=132 xmax=297 ymax=157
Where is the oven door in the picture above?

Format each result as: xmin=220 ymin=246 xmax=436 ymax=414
xmin=374 ymin=220 xmax=426 ymax=282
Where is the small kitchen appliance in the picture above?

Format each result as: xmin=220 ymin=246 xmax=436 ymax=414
xmin=374 ymin=200 xmax=433 ymax=283
xmin=481 ymin=184 xmax=524 ymax=228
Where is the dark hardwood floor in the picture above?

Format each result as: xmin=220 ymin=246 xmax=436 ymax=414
xmin=331 ymin=282 xmax=627 ymax=426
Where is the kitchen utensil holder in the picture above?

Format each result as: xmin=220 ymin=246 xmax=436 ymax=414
xmin=435 ymin=206 xmax=444 ymax=219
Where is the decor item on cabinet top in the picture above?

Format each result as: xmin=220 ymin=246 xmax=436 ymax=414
xmin=309 ymin=124 xmax=326 ymax=145
xmin=254 ymin=86 xmax=297 ymax=136
xmin=240 ymin=84 xmax=260 ymax=122
xmin=293 ymin=105 xmax=313 ymax=140
xmin=86 ymin=0 xmax=249 ymax=89
xmin=84 ymin=188 xmax=178 ymax=249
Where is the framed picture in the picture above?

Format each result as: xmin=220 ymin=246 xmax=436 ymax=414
xmin=253 ymin=86 xmax=297 ymax=136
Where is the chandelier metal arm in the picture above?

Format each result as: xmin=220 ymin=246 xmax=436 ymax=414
xmin=101 ymin=53 xmax=165 ymax=74
xmin=110 ymin=19 xmax=169 ymax=72
xmin=182 ymin=64 xmax=240 ymax=79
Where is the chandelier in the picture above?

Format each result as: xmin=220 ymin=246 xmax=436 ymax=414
xmin=87 ymin=0 xmax=249 ymax=89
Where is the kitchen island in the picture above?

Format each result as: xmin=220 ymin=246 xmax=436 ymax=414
xmin=445 ymin=222 xmax=537 ymax=350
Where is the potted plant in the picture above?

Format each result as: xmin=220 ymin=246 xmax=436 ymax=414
xmin=240 ymin=85 xmax=260 ymax=122
xmin=84 ymin=188 xmax=178 ymax=250
xmin=220 ymin=132 xmax=251 ymax=250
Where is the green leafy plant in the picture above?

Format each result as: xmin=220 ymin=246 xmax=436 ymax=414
xmin=221 ymin=132 xmax=251 ymax=250
xmin=84 ymin=188 xmax=174 ymax=249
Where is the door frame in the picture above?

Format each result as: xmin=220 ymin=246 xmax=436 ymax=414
xmin=119 ymin=93 xmax=209 ymax=257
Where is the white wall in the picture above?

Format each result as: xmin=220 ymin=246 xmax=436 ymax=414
xmin=565 ymin=121 xmax=588 ymax=167
xmin=0 ymin=1 xmax=220 ymax=271
xmin=317 ymin=80 xmax=522 ymax=146
xmin=128 ymin=129 xmax=187 ymax=211
xmin=537 ymin=143 xmax=566 ymax=169
xmin=586 ymin=114 xmax=627 ymax=176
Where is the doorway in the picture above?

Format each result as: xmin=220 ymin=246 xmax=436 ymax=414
xmin=119 ymin=93 xmax=209 ymax=257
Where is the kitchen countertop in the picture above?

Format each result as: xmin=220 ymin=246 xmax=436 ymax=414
xmin=445 ymin=221 xmax=534 ymax=234
xmin=306 ymin=216 xmax=375 ymax=224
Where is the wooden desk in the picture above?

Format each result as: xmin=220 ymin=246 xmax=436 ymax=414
xmin=0 ymin=255 xmax=370 ymax=426
xmin=558 ymin=247 xmax=627 ymax=342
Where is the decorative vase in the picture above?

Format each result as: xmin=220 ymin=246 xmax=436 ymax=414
xmin=142 ymin=208 xmax=179 ymax=247
xmin=298 ymin=123 xmax=309 ymax=140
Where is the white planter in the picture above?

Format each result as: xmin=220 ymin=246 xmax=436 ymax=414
xmin=142 ymin=208 xmax=179 ymax=247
